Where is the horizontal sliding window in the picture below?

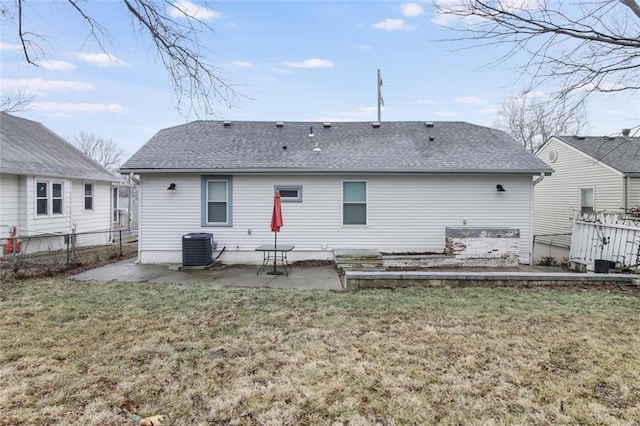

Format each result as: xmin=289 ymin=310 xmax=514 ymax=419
xmin=275 ymin=185 xmax=302 ymax=202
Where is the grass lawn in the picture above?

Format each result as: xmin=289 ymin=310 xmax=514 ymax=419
xmin=1 ymin=279 xmax=639 ymax=425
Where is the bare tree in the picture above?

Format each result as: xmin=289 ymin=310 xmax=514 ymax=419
xmin=2 ymin=0 xmax=237 ymax=116
xmin=71 ymin=132 xmax=125 ymax=171
xmin=433 ymin=0 xmax=640 ymax=102
xmin=495 ymin=94 xmax=587 ymax=152
xmin=1 ymin=91 xmax=34 ymax=112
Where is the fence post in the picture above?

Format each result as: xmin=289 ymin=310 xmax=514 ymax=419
xmin=66 ymin=233 xmax=71 ymax=265
xmin=119 ymin=230 xmax=123 ymax=257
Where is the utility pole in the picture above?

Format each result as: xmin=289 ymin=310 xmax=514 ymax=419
xmin=377 ymin=69 xmax=383 ymax=122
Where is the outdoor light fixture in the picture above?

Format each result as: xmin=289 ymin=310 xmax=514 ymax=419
xmin=496 ymin=184 xmax=506 ymax=192
xmin=167 ymin=183 xmax=176 ymax=190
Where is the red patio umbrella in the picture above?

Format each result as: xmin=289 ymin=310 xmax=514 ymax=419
xmin=267 ymin=191 xmax=284 ymax=275
xmin=271 ymin=191 xmax=283 ymax=235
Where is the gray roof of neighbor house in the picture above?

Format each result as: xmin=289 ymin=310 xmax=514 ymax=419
xmin=121 ymin=120 xmax=553 ymax=174
xmin=0 ymin=112 xmax=116 ymax=181
xmin=555 ymin=135 xmax=640 ymax=175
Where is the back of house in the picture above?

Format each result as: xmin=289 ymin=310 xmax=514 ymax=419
xmin=121 ymin=120 xmax=552 ymax=266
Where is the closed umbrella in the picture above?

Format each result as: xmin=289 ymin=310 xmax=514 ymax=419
xmin=267 ymin=191 xmax=283 ymax=275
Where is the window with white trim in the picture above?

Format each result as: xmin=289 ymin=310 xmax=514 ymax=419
xmin=36 ymin=181 xmax=64 ymax=216
xmin=36 ymin=181 xmax=48 ymax=215
xmin=343 ymin=181 xmax=367 ymax=225
xmin=52 ymin=182 xmax=63 ymax=214
xmin=206 ymin=180 xmax=229 ymax=224
xmin=580 ymin=187 xmax=594 ymax=215
xmin=275 ymin=185 xmax=303 ymax=202
xmin=84 ymin=183 xmax=94 ymax=210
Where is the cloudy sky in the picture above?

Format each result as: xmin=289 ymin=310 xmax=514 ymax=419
xmin=1 ymin=1 xmax=638 ymax=160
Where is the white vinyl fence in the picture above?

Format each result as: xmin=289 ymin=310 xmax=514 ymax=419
xmin=570 ymin=212 xmax=640 ymax=272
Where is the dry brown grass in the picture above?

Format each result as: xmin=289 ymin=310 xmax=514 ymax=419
xmin=0 ymin=240 xmax=138 ymax=281
xmin=1 ymin=280 xmax=639 ymax=425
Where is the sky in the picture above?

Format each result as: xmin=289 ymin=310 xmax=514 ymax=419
xmin=1 ymin=0 xmax=638 ymax=161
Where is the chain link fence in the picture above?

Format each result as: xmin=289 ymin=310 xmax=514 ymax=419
xmin=0 ymin=228 xmax=138 ymax=280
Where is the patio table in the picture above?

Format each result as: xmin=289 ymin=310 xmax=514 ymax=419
xmin=255 ymin=244 xmax=295 ymax=276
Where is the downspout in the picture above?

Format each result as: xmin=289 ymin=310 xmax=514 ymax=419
xmin=533 ymin=173 xmax=545 ymax=186
xmin=626 ymin=174 xmax=631 ymax=211
xmin=134 ymin=175 xmax=142 ymax=264
xmin=530 ymin=173 xmax=545 ymax=265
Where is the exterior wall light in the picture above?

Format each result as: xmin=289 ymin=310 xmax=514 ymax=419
xmin=496 ymin=184 xmax=506 ymax=192
xmin=167 ymin=183 xmax=176 ymax=190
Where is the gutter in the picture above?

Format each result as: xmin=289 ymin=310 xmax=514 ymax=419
xmin=119 ymin=167 xmax=555 ymax=176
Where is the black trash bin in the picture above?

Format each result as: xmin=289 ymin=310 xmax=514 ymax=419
xmin=182 ymin=233 xmax=213 ymax=266
xmin=594 ymin=259 xmax=615 ymax=273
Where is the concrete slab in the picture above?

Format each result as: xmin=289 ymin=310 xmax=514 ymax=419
xmin=70 ymin=260 xmax=344 ymax=291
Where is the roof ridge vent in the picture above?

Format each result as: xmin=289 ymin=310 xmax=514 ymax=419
xmin=371 ymin=122 xmax=381 ymax=129
xmin=573 ymin=135 xmax=586 ymax=140
xmin=275 ymin=122 xmax=284 ymax=128
xmin=323 ymin=122 xmax=332 ymax=129
xmin=424 ymin=121 xmax=434 ymax=128
xmin=223 ymin=120 xmax=232 ymax=127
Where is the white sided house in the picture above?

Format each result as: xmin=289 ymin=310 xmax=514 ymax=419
xmin=0 ymin=112 xmax=117 ymax=251
xmin=120 ymin=121 xmax=553 ymax=266
xmin=534 ymin=132 xmax=640 ymax=262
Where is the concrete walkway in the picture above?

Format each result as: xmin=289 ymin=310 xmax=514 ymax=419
xmin=70 ymin=259 xmax=344 ymax=291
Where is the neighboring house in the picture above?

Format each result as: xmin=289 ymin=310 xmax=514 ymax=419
xmin=112 ymin=174 xmax=139 ymax=231
xmin=0 ymin=112 xmax=117 ymax=249
xmin=120 ymin=120 xmax=552 ymax=265
xmin=533 ymin=133 xmax=640 ymax=262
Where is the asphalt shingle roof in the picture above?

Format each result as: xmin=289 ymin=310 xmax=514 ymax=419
xmin=556 ymin=135 xmax=640 ymax=174
xmin=121 ymin=120 xmax=552 ymax=174
xmin=0 ymin=112 xmax=116 ymax=182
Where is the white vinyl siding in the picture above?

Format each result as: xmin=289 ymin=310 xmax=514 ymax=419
xmin=0 ymin=174 xmax=22 ymax=238
xmin=138 ymin=173 xmax=534 ymax=264
xmin=628 ymin=177 xmax=640 ymax=208
xmin=534 ymin=138 xmax=624 ymax=250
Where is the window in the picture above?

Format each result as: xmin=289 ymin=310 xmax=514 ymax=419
xmin=202 ymin=176 xmax=232 ymax=226
xmin=36 ymin=181 xmax=64 ymax=216
xmin=84 ymin=183 xmax=94 ymax=210
xmin=343 ymin=181 xmax=367 ymax=225
xmin=52 ymin=183 xmax=63 ymax=214
xmin=36 ymin=181 xmax=48 ymax=215
xmin=580 ymin=187 xmax=594 ymax=215
xmin=275 ymin=185 xmax=302 ymax=202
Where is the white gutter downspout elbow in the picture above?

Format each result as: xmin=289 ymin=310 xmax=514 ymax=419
xmin=533 ymin=173 xmax=545 ymax=186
